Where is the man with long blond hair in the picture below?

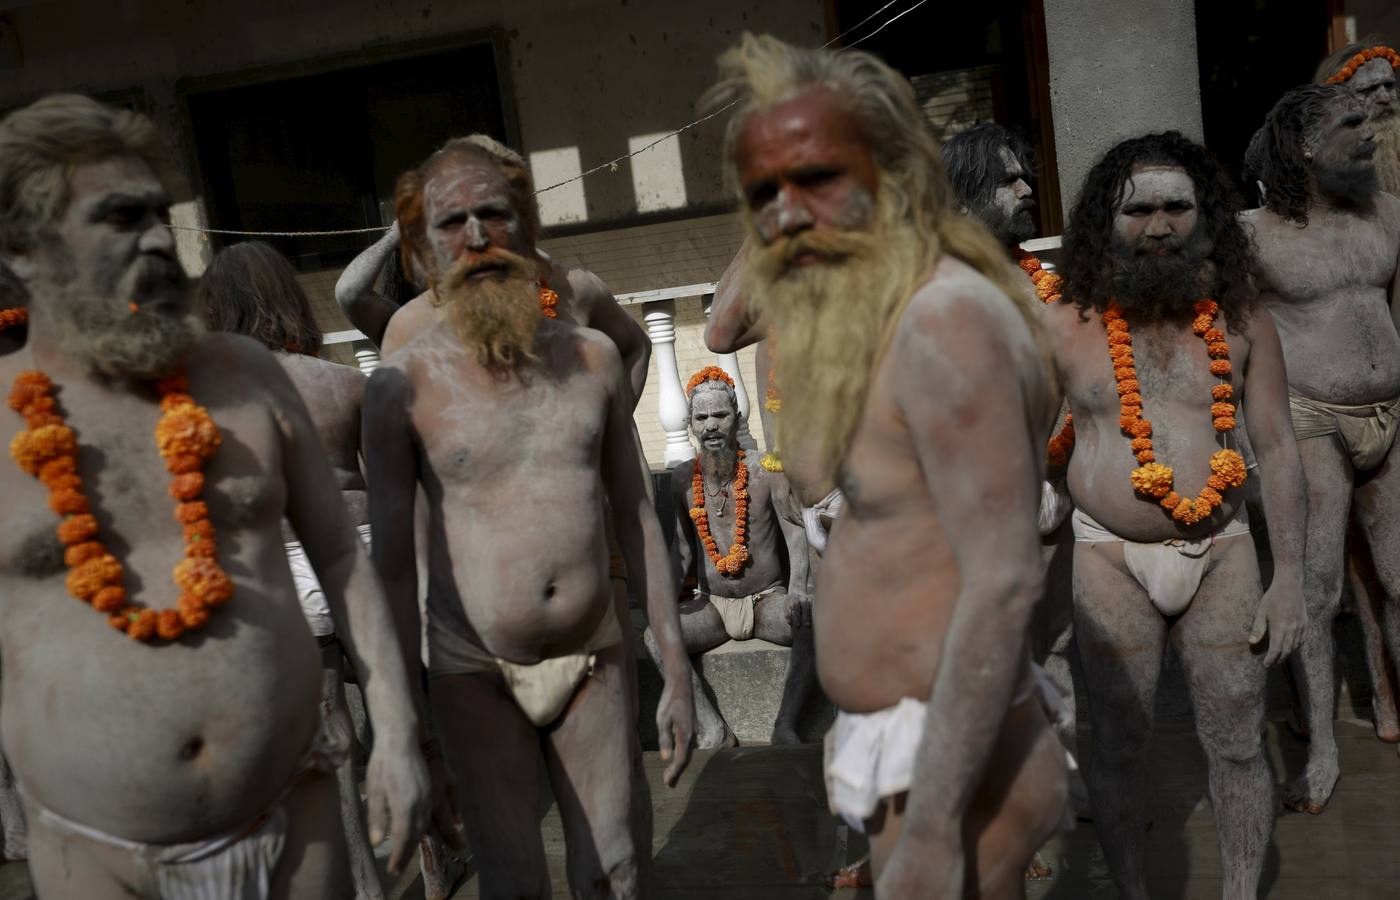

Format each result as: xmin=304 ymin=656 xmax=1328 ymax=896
xmin=704 ymin=34 xmax=1065 ymax=896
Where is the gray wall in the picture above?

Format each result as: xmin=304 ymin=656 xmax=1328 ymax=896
xmin=1043 ymin=0 xmax=1204 ymax=212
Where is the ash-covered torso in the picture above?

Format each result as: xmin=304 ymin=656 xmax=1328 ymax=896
xmin=0 ymin=335 xmax=322 ymax=843
xmin=814 ymin=257 xmax=1053 ymax=713
xmin=1045 ymin=301 xmax=1255 ymax=542
xmin=396 ymin=318 xmax=619 ymax=664
xmin=276 ymin=352 xmax=368 ymax=534
xmin=671 ymin=459 xmax=786 ymax=598
xmin=1243 ymin=195 xmax=1400 ymax=405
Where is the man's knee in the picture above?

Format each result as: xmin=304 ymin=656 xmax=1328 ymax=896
xmin=1200 ymin=719 xmax=1264 ymax=767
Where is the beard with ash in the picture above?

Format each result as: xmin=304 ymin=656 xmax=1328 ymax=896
xmin=743 ymin=187 xmax=922 ymax=501
xmin=1105 ymin=224 xmax=1216 ymax=323
xmin=1371 ymin=112 xmax=1400 ymax=196
xmin=31 ymin=238 xmax=198 ymax=379
xmin=700 ymin=443 xmax=739 ymax=484
xmin=434 ymin=246 xmax=547 ymax=374
xmin=974 ymin=196 xmax=1036 ymax=248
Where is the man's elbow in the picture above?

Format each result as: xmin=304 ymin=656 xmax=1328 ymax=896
xmin=976 ymin=569 xmax=1044 ymax=622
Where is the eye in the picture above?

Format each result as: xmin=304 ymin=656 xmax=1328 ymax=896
xmin=793 ymin=168 xmax=839 ymax=189
xmin=746 ymin=182 xmax=777 ymax=208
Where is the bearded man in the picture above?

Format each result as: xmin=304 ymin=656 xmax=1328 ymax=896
xmin=1317 ymin=40 xmax=1399 ymax=193
xmin=1047 ymin=131 xmax=1306 ymax=899
xmin=942 ymin=123 xmax=1039 ymax=250
xmin=0 ymin=94 xmax=428 ymax=898
xmin=364 ymin=136 xmax=695 ymax=898
xmin=1241 ymin=84 xmax=1400 ymax=814
xmin=1313 ymin=40 xmax=1400 ymax=746
xmin=644 ymin=366 xmax=814 ymax=748
xmin=705 ymin=34 xmax=1066 ymax=897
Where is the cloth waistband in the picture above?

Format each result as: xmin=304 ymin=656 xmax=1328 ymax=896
xmin=427 ymin=600 xmax=623 ymax=679
xmin=1071 ymin=505 xmax=1249 ymax=547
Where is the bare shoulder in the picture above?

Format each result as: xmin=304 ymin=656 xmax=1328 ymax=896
xmin=381 ymin=291 xmax=437 ymax=355
xmin=897 ymin=256 xmax=1033 ymax=355
xmin=190 ymin=331 xmax=281 ymax=379
xmin=565 ymin=321 xmax=623 ymax=371
xmin=560 ymin=262 xmax=612 ymax=303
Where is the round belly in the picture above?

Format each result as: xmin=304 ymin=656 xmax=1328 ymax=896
xmin=1277 ymin=302 xmax=1400 ymax=405
xmin=2 ymin=594 xmax=322 ymax=843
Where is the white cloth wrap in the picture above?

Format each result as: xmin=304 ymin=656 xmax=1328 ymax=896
xmin=801 ymin=488 xmax=845 ymax=555
xmin=285 ymin=522 xmax=372 ymax=637
xmin=1038 ymin=480 xmax=1073 ymax=536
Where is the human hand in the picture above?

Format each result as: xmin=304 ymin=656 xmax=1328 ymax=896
xmin=875 ymin=829 xmax=965 ymax=899
xmin=656 ymin=667 xmax=695 ymax=788
xmin=785 ymin=592 xmax=813 ymax=630
xmin=1250 ymin=579 xmax=1306 ymax=667
xmin=366 ymin=732 xmax=431 ymax=874
xmin=423 ymin=743 xmax=467 ymax=852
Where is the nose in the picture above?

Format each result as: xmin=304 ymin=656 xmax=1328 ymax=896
xmin=775 ymin=188 xmax=815 ymax=237
xmin=1014 ymin=179 xmax=1033 ymax=201
xmin=464 ymin=217 xmax=490 ymax=252
xmin=140 ymin=221 xmax=176 ymax=259
xmin=1144 ymin=213 xmax=1172 ymax=238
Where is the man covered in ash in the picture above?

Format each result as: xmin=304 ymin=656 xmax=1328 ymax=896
xmin=645 ymin=365 xmax=815 ymax=749
xmin=1046 ymin=131 xmax=1306 ymax=899
xmin=1243 ymin=84 xmax=1400 ymax=811
xmin=707 ymin=33 xmax=1067 ymax=896
xmin=0 ymin=94 xmax=428 ymax=899
xmin=364 ymin=135 xmax=695 ymax=898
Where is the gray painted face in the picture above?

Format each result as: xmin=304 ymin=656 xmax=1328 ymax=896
xmin=689 ymin=386 xmax=739 ymax=452
xmin=1113 ymin=165 xmax=1199 ymax=252
xmin=1349 ymin=57 xmax=1397 ymax=121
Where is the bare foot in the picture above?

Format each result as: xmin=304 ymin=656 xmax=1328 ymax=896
xmin=770 ymin=722 xmax=802 ymax=745
xmin=1373 ymin=695 xmax=1400 ymax=744
xmin=696 ymin=725 xmax=739 ymax=750
xmin=1283 ymin=759 xmax=1339 ymax=816
xmin=1024 ymin=852 xmax=1053 ymax=880
xmin=826 ymin=856 xmax=872 ymax=890
xmin=420 ymin=833 xmax=468 ymax=900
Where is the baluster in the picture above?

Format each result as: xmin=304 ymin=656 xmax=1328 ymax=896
xmin=643 ymin=300 xmax=695 ymax=464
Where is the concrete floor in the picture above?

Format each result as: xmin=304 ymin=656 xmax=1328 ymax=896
xmin=0 ymin=718 xmax=1395 ymax=899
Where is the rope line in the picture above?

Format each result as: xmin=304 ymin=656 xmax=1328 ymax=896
xmin=167 ymin=0 xmax=930 ymax=238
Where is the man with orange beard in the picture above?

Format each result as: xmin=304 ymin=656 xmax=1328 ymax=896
xmin=705 ymin=34 xmax=1066 ymax=896
xmin=363 ymin=137 xmax=695 ymax=897
xmin=1313 ymin=41 xmax=1400 ymax=747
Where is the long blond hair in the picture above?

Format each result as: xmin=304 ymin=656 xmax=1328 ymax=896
xmin=702 ymin=34 xmax=1038 ymax=491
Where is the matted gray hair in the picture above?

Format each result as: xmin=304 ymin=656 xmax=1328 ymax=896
xmin=0 ymin=94 xmax=170 ymax=253
xmin=687 ymin=375 xmax=739 ymax=411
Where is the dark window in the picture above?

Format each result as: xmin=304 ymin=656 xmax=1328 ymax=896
xmin=185 ymin=41 xmax=509 ymax=270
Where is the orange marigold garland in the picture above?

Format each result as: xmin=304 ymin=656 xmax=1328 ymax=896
xmin=690 ymin=448 xmax=750 ymax=576
xmin=1104 ymin=299 xmax=1247 ymax=525
xmin=539 ymin=281 xmax=559 ymax=319
xmin=685 ymin=365 xmax=734 ymax=396
xmin=8 ymin=369 xmax=231 ymax=641
xmin=1326 ymin=46 xmax=1400 ymax=85
xmin=1016 ymin=251 xmax=1065 ymax=305
xmin=0 ymin=308 xmax=26 ymax=333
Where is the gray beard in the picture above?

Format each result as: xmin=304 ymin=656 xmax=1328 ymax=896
xmin=699 ymin=444 xmax=738 ymax=484
xmin=31 ymin=248 xmax=197 ymax=379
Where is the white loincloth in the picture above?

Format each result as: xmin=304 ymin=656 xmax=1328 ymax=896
xmin=427 ymin=604 xmax=623 ymax=727
xmin=284 ymin=523 xmax=372 ymax=638
xmin=801 ymin=488 xmax=845 ymax=555
xmin=1039 ymin=479 xmax=1073 ymax=536
xmin=1071 ymin=507 xmax=1250 ymax=616
xmin=824 ymin=666 xmax=1064 ymax=832
xmin=18 ymin=698 xmax=348 ymax=900
xmin=696 ymin=586 xmax=782 ymax=641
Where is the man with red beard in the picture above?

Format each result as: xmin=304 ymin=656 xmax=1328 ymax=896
xmin=1050 ymin=132 xmax=1305 ymax=899
xmin=0 ymin=94 xmax=428 ymax=898
xmin=706 ymin=34 xmax=1066 ymax=896
xmin=363 ymin=137 xmax=695 ymax=898
xmin=1243 ymin=84 xmax=1400 ymax=812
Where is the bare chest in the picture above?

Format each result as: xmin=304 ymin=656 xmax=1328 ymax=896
xmin=1255 ymin=215 xmax=1397 ymax=302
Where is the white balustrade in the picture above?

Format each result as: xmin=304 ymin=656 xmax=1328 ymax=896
xmin=703 ymin=296 xmax=758 ymax=451
xmin=353 ymin=342 xmax=380 ymax=375
xmin=643 ymin=299 xmax=695 ymax=465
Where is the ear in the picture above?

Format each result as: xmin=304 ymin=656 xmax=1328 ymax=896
xmin=0 ymin=249 xmax=36 ymax=282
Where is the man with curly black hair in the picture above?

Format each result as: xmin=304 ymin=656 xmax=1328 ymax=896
xmin=1046 ymin=131 xmax=1306 ymax=900
xmin=1243 ymin=83 xmax=1400 ymax=814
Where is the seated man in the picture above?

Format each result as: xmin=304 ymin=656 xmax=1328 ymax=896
xmin=199 ymin=240 xmax=386 ymax=900
xmin=646 ymin=366 xmax=815 ymax=748
xmin=0 ymin=94 xmax=427 ymax=899
xmin=364 ymin=136 xmax=694 ymax=898
xmin=1047 ymin=131 xmax=1305 ymax=899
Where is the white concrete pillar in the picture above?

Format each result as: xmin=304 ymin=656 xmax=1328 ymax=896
xmin=643 ymin=300 xmax=694 ymax=465
xmin=353 ymin=342 xmax=380 ymax=375
xmin=1043 ymin=0 xmax=1203 ymax=208
xmin=703 ymin=296 xmax=758 ymax=451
